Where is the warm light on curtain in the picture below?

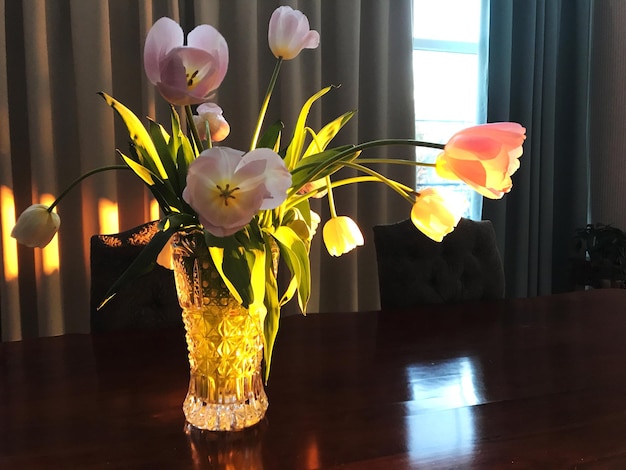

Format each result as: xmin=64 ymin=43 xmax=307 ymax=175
xmin=150 ymin=198 xmax=160 ymax=222
xmin=1 ymin=185 xmax=18 ymax=281
xmin=40 ymin=194 xmax=60 ymax=276
xmin=98 ymin=198 xmax=119 ymax=235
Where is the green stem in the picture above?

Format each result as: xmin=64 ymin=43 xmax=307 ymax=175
xmin=47 ymin=165 xmax=130 ymax=212
xmin=331 ymin=175 xmax=414 ymax=193
xmin=287 ymin=165 xmax=416 ymax=209
xmin=339 ymin=161 xmax=415 ymax=204
xmin=325 ymin=176 xmax=338 ymax=218
xmin=355 ymin=159 xmax=437 ymax=168
xmin=286 ymin=175 xmax=410 ymax=209
xmin=288 ymin=139 xmax=445 ymax=196
xmin=185 ymin=105 xmax=205 ymax=153
xmin=250 ymin=58 xmax=283 ymax=151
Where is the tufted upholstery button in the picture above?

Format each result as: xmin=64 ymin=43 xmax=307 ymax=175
xmin=373 ymin=218 xmax=505 ymax=309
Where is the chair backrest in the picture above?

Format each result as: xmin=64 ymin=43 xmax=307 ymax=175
xmin=373 ymin=218 xmax=505 ymax=309
xmin=90 ymin=221 xmax=182 ymax=332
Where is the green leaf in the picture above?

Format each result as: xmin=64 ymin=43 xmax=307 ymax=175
xmin=169 ymin=106 xmax=183 ymax=159
xmin=205 ymin=234 xmax=255 ymax=307
xmin=284 ymin=85 xmax=334 ymax=170
xmin=149 ymin=120 xmax=180 ymax=195
xmin=249 ymin=246 xmax=267 ymax=317
xmin=176 ymin=145 xmax=190 ymax=196
xmin=290 ymin=146 xmax=357 ymax=190
xmin=262 ymin=237 xmax=280 ymax=383
xmin=180 ymin=133 xmax=196 ymax=166
xmin=257 ymin=120 xmax=284 ymax=152
xmin=99 ymin=92 xmax=168 ymax=180
xmin=119 ymin=152 xmax=155 ymax=185
xmin=302 ymin=111 xmax=355 ymax=158
xmin=272 ymin=226 xmax=311 ymax=312
xmin=293 ymin=199 xmax=313 ymax=227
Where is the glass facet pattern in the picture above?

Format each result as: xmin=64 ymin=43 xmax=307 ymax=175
xmin=171 ymin=231 xmax=268 ymax=431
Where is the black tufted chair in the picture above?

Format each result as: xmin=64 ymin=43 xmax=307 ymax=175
xmin=90 ymin=221 xmax=182 ymax=332
xmin=373 ymin=218 xmax=505 ymax=309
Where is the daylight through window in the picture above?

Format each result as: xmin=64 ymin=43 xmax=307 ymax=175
xmin=412 ymin=0 xmax=486 ymax=220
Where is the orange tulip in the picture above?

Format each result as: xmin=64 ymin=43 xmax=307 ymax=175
xmin=435 ymin=122 xmax=526 ymax=199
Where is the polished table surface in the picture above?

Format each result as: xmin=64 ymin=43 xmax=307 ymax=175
xmin=2 ymin=289 xmax=626 ymax=469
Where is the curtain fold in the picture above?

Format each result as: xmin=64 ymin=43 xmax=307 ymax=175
xmin=0 ymin=0 xmax=415 ymax=340
xmin=588 ymin=1 xmax=626 ymax=227
xmin=483 ymin=0 xmax=592 ymax=297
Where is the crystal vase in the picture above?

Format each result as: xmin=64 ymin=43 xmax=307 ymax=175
xmin=171 ymin=230 xmax=268 ymax=431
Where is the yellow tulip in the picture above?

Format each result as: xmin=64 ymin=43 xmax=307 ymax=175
xmin=322 ymin=216 xmax=364 ymax=256
xmin=410 ymin=188 xmax=462 ymax=242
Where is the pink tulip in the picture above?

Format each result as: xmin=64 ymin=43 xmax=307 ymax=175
xmin=435 ymin=122 xmax=526 ymax=199
xmin=144 ymin=17 xmax=228 ymax=106
xmin=192 ymin=102 xmax=230 ymax=142
xmin=182 ymin=147 xmax=291 ymax=237
xmin=268 ymin=6 xmax=320 ymax=60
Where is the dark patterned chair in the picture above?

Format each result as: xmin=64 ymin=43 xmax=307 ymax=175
xmin=373 ymin=218 xmax=505 ymax=309
xmin=90 ymin=221 xmax=182 ymax=332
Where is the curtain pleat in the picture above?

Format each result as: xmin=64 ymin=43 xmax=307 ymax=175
xmin=484 ymin=0 xmax=592 ymax=297
xmin=589 ymin=1 xmax=626 ymax=226
xmin=0 ymin=0 xmax=20 ymax=340
xmin=0 ymin=0 xmax=415 ymax=340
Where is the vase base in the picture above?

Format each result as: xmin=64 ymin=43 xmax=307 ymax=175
xmin=183 ymin=391 xmax=269 ymax=431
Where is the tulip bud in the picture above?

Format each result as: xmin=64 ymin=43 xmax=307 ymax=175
xmin=192 ymin=103 xmax=230 ymax=142
xmin=268 ymin=6 xmax=320 ymax=60
xmin=11 ymin=204 xmax=61 ymax=248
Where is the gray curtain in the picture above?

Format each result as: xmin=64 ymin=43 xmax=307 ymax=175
xmin=0 ymin=0 xmax=415 ymax=340
xmin=588 ymin=2 xmax=626 ymax=227
xmin=483 ymin=0 xmax=592 ymax=297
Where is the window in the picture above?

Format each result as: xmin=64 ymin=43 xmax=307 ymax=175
xmin=412 ymin=0 xmax=486 ymax=220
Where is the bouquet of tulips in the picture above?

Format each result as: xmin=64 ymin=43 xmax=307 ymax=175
xmin=11 ymin=6 xmax=525 ymax=375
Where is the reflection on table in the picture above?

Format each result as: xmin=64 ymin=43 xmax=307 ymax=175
xmin=2 ymin=289 xmax=626 ymax=469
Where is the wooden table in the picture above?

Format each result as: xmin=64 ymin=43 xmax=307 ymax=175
xmin=2 ymin=289 xmax=626 ymax=469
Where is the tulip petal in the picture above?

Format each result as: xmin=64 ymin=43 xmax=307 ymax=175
xmin=240 ymin=148 xmax=292 ymax=209
xmin=144 ymin=17 xmax=184 ymax=85
xmin=187 ymin=24 xmax=228 ymax=87
xmin=182 ymin=146 xmax=290 ymax=237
